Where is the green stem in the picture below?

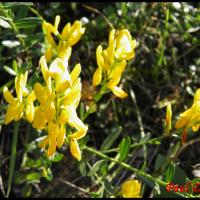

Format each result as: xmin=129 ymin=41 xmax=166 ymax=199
xmin=130 ymin=89 xmax=147 ymax=171
xmin=6 ymin=122 xmax=19 ymax=198
xmin=84 ymin=146 xmax=192 ymax=198
xmin=29 ymin=6 xmax=44 ymax=21
xmin=82 ymin=82 xmax=107 ymax=121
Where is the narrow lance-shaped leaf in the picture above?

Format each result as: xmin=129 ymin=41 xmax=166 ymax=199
xmin=100 ymin=126 xmax=122 ymax=151
xmin=119 ymin=136 xmax=131 ymax=161
xmin=165 ymin=162 xmax=175 ymax=183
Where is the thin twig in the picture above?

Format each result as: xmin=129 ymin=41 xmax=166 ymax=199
xmin=172 ymin=136 xmax=200 ymax=161
xmin=82 ymin=4 xmax=114 ymax=29
xmin=57 ymin=178 xmax=89 ymax=195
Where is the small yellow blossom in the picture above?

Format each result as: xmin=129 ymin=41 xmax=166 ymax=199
xmin=35 ymin=56 xmax=88 ymax=160
xmin=43 ymin=15 xmax=85 ymax=62
xmin=175 ymin=89 xmax=200 ymax=143
xmin=92 ymin=29 xmax=136 ymax=98
xmin=121 ymin=179 xmax=141 ymax=198
xmin=3 ymin=71 xmax=36 ymax=124
xmin=165 ymin=104 xmax=172 ymax=134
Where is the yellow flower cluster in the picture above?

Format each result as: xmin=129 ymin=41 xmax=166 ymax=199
xmin=3 ymin=16 xmax=87 ymax=161
xmin=92 ymin=29 xmax=136 ymax=98
xmin=43 ymin=15 xmax=85 ymax=63
xmin=3 ymin=72 xmax=36 ymax=124
xmin=175 ymin=89 xmax=200 ymax=143
xmin=121 ymin=179 xmax=141 ymax=198
xmin=34 ymin=56 xmax=88 ymax=160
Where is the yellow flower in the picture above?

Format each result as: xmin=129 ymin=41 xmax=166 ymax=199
xmin=3 ymin=71 xmax=36 ymax=124
xmin=36 ymin=56 xmax=88 ymax=160
xmin=165 ymin=104 xmax=172 ymax=134
xmin=175 ymin=89 xmax=200 ymax=143
xmin=43 ymin=15 xmax=85 ymax=62
xmin=115 ymin=29 xmax=136 ymax=60
xmin=121 ymin=179 xmax=141 ymax=198
xmin=92 ymin=29 xmax=136 ymax=99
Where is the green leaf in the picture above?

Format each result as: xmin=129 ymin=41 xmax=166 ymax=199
xmin=79 ymin=161 xmax=87 ymax=176
xmin=88 ymin=160 xmax=105 ymax=176
xmin=148 ymin=138 xmax=161 ymax=145
xmin=2 ymin=2 xmax=33 ymax=9
xmin=15 ymin=5 xmax=28 ymax=21
xmin=89 ymin=192 xmax=101 ymax=198
xmin=45 ymin=168 xmax=53 ymax=182
xmin=169 ymin=141 xmax=181 ymax=157
xmin=119 ymin=136 xmax=131 ymax=161
xmin=0 ymin=18 xmax=11 ymax=28
xmin=12 ymin=60 xmax=18 ymax=73
xmin=3 ymin=66 xmax=16 ymax=76
xmin=15 ymin=17 xmax=42 ymax=29
xmin=22 ymin=184 xmax=32 ymax=197
xmin=26 ymin=172 xmax=40 ymax=184
xmin=25 ymin=157 xmax=35 ymax=168
xmin=100 ymin=126 xmax=122 ymax=151
xmin=51 ymin=153 xmax=64 ymax=162
xmin=100 ymin=161 xmax=108 ymax=176
xmin=165 ymin=162 xmax=175 ymax=183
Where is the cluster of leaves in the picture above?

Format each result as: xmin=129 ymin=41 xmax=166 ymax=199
xmin=0 ymin=2 xmax=200 ymax=198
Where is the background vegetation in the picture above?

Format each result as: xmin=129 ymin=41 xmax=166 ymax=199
xmin=0 ymin=2 xmax=200 ymax=198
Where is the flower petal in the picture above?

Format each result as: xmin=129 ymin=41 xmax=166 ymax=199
xmin=39 ymin=136 xmax=49 ymax=149
xmin=68 ymin=110 xmax=88 ymax=134
xmin=61 ymin=22 xmax=71 ymax=40
xmin=40 ymin=56 xmax=49 ymax=83
xmin=70 ymin=139 xmax=81 ymax=161
xmin=54 ymin=15 xmax=60 ymax=31
xmin=44 ymin=101 xmax=56 ymax=123
xmin=34 ymin=83 xmax=46 ymax=104
xmin=45 ymin=46 xmax=53 ymax=62
xmin=57 ymin=124 xmax=66 ymax=148
xmin=32 ymin=106 xmax=47 ymax=129
xmin=27 ymin=91 xmax=36 ymax=103
xmin=96 ymin=45 xmax=105 ymax=69
xmin=70 ymin=63 xmax=81 ymax=84
xmin=175 ymin=108 xmax=192 ymax=129
xmin=25 ymin=102 xmax=35 ymax=123
xmin=3 ymin=87 xmax=15 ymax=104
xmin=111 ymin=86 xmax=128 ymax=99
xmin=194 ymin=88 xmax=200 ymax=103
xmin=57 ymin=43 xmax=72 ymax=63
xmin=92 ymin=68 xmax=102 ymax=86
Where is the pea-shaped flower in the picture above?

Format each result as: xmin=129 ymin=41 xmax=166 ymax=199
xmin=36 ymin=56 xmax=88 ymax=160
xmin=175 ymin=89 xmax=200 ymax=143
xmin=43 ymin=15 xmax=85 ymax=63
xmin=93 ymin=28 xmax=136 ymax=99
xmin=3 ymin=71 xmax=36 ymax=124
xmin=121 ymin=179 xmax=141 ymax=198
